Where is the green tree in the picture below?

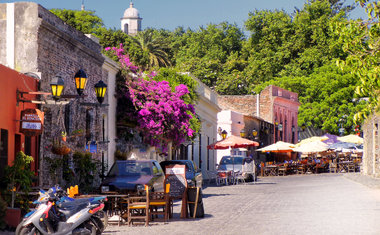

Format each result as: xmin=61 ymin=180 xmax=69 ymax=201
xmin=50 ymin=9 xmax=104 ymax=35
xmin=254 ymin=63 xmax=365 ymax=135
xmin=131 ymin=29 xmax=172 ymax=69
xmin=335 ymin=0 xmax=380 ymax=123
xmin=173 ymin=23 xmax=245 ymax=87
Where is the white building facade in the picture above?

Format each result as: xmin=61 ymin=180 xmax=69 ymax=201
xmin=184 ymin=77 xmax=221 ymax=178
xmin=215 ymin=110 xmax=246 ymax=164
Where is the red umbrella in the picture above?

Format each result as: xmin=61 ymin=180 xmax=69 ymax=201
xmin=207 ymin=135 xmax=259 ymax=150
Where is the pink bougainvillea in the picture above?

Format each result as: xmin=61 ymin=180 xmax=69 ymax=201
xmin=107 ymin=44 xmax=195 ymax=150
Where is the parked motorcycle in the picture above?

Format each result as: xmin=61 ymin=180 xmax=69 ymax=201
xmin=15 ymin=186 xmax=108 ymax=235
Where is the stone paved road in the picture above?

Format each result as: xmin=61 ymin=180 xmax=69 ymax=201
xmin=104 ymin=173 xmax=380 ymax=235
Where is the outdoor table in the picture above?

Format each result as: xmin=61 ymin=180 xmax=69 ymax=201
xmin=338 ymin=161 xmax=353 ymax=173
xmin=305 ymin=164 xmax=315 ymax=174
xmin=265 ymin=165 xmax=278 ymax=176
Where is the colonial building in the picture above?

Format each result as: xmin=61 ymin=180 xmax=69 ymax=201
xmin=172 ymin=75 xmax=221 ymax=177
xmin=218 ymin=85 xmax=300 ymax=145
xmin=121 ymin=1 xmax=142 ymax=36
xmin=0 ymin=2 xmax=111 ymax=187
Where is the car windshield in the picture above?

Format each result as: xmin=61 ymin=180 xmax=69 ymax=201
xmin=218 ymin=157 xmax=244 ymax=171
xmin=108 ymin=161 xmax=152 ymax=176
xmin=220 ymin=157 xmax=244 ymax=165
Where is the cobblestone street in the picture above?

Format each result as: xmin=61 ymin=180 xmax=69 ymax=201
xmin=104 ymin=173 xmax=380 ymax=235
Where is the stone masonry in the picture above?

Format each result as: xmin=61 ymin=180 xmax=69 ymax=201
xmin=0 ymin=2 xmax=107 ymax=187
xmin=362 ymin=113 xmax=380 ymax=177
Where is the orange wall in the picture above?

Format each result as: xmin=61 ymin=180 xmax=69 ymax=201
xmin=0 ymin=64 xmax=39 ymax=169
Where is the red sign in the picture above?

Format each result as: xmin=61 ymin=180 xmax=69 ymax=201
xmin=20 ymin=109 xmax=44 ymax=136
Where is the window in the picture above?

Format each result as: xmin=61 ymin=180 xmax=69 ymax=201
xmin=124 ymin=23 xmax=129 ymax=34
xmin=64 ymin=104 xmax=71 ymax=134
xmin=207 ymin=136 xmax=210 ymax=170
xmin=25 ymin=136 xmax=31 ymax=156
xmin=86 ymin=109 xmax=92 ymax=142
xmin=198 ymin=135 xmax=202 ymax=169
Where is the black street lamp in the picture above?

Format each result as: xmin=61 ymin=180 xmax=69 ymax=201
xmin=94 ymin=80 xmax=107 ymax=104
xmin=74 ymin=69 xmax=88 ymax=96
xmin=50 ymin=75 xmax=65 ymax=100
xmin=240 ymin=129 xmax=246 ymax=138
xmin=252 ymin=129 xmax=258 ymax=140
xmin=221 ymin=130 xmax=227 ymax=140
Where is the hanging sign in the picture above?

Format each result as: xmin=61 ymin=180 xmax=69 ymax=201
xmin=20 ymin=109 xmax=44 ymax=136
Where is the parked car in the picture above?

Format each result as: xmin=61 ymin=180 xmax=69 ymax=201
xmin=217 ymin=155 xmax=256 ymax=181
xmin=100 ymin=160 xmax=165 ymax=194
xmin=160 ymin=160 xmax=203 ymax=188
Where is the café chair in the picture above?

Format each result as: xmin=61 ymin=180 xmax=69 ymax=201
xmin=329 ymin=160 xmax=338 ymax=173
xmin=216 ymin=171 xmax=229 ymax=185
xmin=278 ymin=165 xmax=287 ymax=176
xmin=297 ymin=165 xmax=306 ymax=174
xmin=149 ymin=191 xmax=170 ymax=222
xmin=347 ymin=163 xmax=355 ymax=173
xmin=233 ymin=171 xmax=246 ymax=185
xmin=127 ymin=191 xmax=150 ymax=226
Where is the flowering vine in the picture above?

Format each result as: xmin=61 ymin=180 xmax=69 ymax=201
xmin=106 ymin=44 xmax=196 ymax=150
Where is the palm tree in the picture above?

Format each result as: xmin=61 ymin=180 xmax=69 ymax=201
xmin=132 ymin=30 xmax=172 ymax=69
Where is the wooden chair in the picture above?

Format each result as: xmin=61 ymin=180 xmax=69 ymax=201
xmin=149 ymin=191 xmax=170 ymax=222
xmin=118 ymin=197 xmax=129 ymax=226
xmin=127 ymin=192 xmax=150 ymax=226
xmin=329 ymin=160 xmax=338 ymax=173
xmin=297 ymin=165 xmax=306 ymax=174
xmin=278 ymin=165 xmax=287 ymax=176
xmin=347 ymin=163 xmax=355 ymax=173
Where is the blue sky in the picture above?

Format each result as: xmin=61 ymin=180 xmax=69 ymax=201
xmin=5 ymin=0 xmax=367 ymax=31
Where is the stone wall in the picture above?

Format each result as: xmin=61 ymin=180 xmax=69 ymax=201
xmin=218 ymin=95 xmax=257 ymax=116
xmin=362 ymin=114 xmax=380 ymax=177
xmin=0 ymin=2 xmax=107 ymax=187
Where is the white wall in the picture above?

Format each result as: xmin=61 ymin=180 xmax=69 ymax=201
xmin=102 ymin=56 xmax=119 ymax=171
xmin=189 ymin=76 xmax=221 ymax=178
xmin=215 ymin=110 xmax=245 ymax=164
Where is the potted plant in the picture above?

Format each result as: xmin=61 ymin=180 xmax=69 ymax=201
xmin=51 ymin=138 xmax=71 ymax=155
xmin=3 ymin=151 xmax=34 ymax=228
xmin=70 ymin=129 xmax=84 ymax=137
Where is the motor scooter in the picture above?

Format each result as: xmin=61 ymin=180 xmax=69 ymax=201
xmin=15 ymin=186 xmax=107 ymax=235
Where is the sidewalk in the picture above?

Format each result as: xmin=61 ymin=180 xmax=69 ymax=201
xmin=343 ymin=172 xmax=380 ymax=189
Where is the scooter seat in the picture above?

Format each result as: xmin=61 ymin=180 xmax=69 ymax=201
xmin=58 ymin=202 xmax=89 ymax=219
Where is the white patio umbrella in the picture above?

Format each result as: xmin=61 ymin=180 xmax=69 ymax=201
xmin=337 ymin=134 xmax=363 ymax=145
xmin=256 ymin=141 xmax=295 ymax=153
xmin=293 ymin=141 xmax=329 ymax=154
xmin=296 ymin=136 xmax=329 ymax=147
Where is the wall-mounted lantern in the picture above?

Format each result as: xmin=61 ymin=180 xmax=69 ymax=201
xmin=240 ymin=129 xmax=246 ymax=138
xmin=221 ymin=130 xmax=227 ymax=140
xmin=17 ymin=69 xmax=107 ymax=106
xmin=94 ymin=80 xmax=107 ymax=104
xmin=50 ymin=75 xmax=65 ymax=100
xmin=74 ymin=69 xmax=88 ymax=96
xmin=252 ymin=129 xmax=258 ymax=139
